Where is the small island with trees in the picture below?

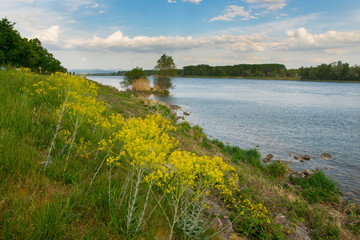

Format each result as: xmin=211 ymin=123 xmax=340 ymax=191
xmin=121 ymin=54 xmax=177 ymax=95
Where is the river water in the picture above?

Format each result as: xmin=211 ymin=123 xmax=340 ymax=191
xmin=89 ymin=76 xmax=360 ymax=201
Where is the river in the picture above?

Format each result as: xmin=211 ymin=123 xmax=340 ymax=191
xmin=89 ymin=76 xmax=360 ymax=202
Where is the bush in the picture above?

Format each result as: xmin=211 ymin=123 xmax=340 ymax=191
xmin=290 ymin=170 xmax=341 ymax=203
xmin=228 ymin=146 xmax=261 ymax=167
xmin=211 ymin=139 xmax=225 ymax=149
xmin=265 ymin=160 xmax=288 ymax=179
xmin=122 ymin=67 xmax=148 ymax=87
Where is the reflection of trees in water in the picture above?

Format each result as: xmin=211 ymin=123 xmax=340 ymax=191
xmin=154 ymin=76 xmax=172 ymax=90
xmin=154 ymin=54 xmax=176 ymax=90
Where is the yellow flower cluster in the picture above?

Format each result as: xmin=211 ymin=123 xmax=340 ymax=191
xmin=145 ymin=150 xmax=237 ymax=195
xmin=99 ymin=114 xmax=177 ymax=169
xmin=32 ymin=72 xmax=98 ymax=98
xmin=31 ymin=72 xmax=109 ymax=167
xmin=61 ymin=91 xmax=109 ymax=127
xmin=58 ymin=129 xmax=72 ymax=145
xmin=74 ymin=137 xmax=92 ymax=159
xmin=98 ymin=111 xmax=272 ymax=225
xmin=31 ymin=72 xmax=109 ymax=128
xmin=236 ymin=198 xmax=271 ymax=224
xmin=100 ymin=113 xmax=243 ymax=209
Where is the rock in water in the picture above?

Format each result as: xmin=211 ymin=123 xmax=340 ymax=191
xmin=300 ymin=169 xmax=314 ymax=178
xmin=263 ymin=154 xmax=274 ymax=163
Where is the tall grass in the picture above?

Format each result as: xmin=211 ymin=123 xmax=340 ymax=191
xmin=131 ymin=78 xmax=151 ymax=91
xmin=211 ymin=139 xmax=262 ymax=168
xmin=290 ymin=170 xmax=341 ymax=203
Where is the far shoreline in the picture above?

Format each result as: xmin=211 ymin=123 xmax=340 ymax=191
xmin=86 ymin=74 xmax=360 ymax=83
xmin=180 ymin=75 xmax=360 ymax=83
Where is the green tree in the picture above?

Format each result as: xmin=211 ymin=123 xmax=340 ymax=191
xmin=0 ymin=17 xmax=23 ymax=65
xmin=0 ymin=17 xmax=66 ymax=72
xmin=122 ymin=67 xmax=148 ymax=87
xmin=154 ymin=54 xmax=176 ymax=90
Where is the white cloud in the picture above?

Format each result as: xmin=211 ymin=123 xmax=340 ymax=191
xmin=63 ymin=30 xmax=273 ymax=53
xmin=183 ymin=0 xmax=202 ymax=4
xmin=85 ymin=3 xmax=99 ymax=8
xmin=210 ymin=5 xmax=251 ymax=22
xmin=68 ymin=20 xmax=82 ymax=23
xmin=285 ymin=28 xmax=360 ymax=49
xmin=98 ymin=10 xmax=105 ymax=14
xmin=60 ymin=27 xmax=360 ymax=66
xmin=168 ymin=0 xmax=176 ymax=3
xmin=244 ymin=0 xmax=287 ymax=10
xmin=35 ymin=25 xmax=62 ymax=44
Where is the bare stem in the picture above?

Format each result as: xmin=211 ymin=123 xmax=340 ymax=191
xmin=44 ymin=94 xmax=68 ymax=169
xmin=63 ymin=117 xmax=80 ymax=172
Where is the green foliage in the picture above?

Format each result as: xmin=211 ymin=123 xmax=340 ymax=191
xmin=154 ymin=54 xmax=176 ymax=90
xmin=265 ymin=161 xmax=288 ymax=179
xmin=290 ymin=170 xmax=341 ymax=203
xmin=211 ymin=139 xmax=225 ymax=149
xmin=201 ymin=137 xmax=212 ymax=149
xmin=299 ymin=61 xmax=360 ymax=81
xmin=182 ymin=63 xmax=288 ymax=78
xmin=310 ymin=213 xmax=340 ymax=240
xmin=122 ymin=67 xmax=148 ymax=87
xmin=226 ymin=145 xmax=261 ymax=168
xmin=0 ymin=18 xmax=66 ymax=72
xmin=211 ymin=139 xmax=262 ymax=168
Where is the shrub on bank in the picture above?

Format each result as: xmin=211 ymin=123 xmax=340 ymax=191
xmin=211 ymin=139 xmax=262 ymax=168
xmin=265 ymin=160 xmax=288 ymax=179
xmin=290 ymin=170 xmax=341 ymax=203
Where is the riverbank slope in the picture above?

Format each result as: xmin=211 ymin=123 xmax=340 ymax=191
xmin=1 ymin=68 xmax=359 ymax=239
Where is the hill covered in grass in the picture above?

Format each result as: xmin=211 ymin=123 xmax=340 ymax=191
xmin=0 ymin=68 xmax=359 ymax=239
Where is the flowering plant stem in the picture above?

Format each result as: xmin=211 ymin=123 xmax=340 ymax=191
xmin=44 ymin=93 xmax=68 ymax=169
xmin=64 ymin=117 xmax=81 ymax=172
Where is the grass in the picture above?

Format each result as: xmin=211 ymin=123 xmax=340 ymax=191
xmin=1 ymin=68 xmax=360 ymax=240
xmin=265 ymin=160 xmax=288 ymax=179
xmin=211 ymin=139 xmax=262 ymax=168
xmin=290 ymin=170 xmax=341 ymax=204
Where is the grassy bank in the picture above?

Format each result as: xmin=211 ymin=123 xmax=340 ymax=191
xmin=1 ymin=68 xmax=360 ymax=240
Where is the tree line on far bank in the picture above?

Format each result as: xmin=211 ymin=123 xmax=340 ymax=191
xmin=99 ymin=61 xmax=360 ymax=82
xmin=0 ymin=18 xmax=66 ymax=73
xmin=181 ymin=62 xmax=360 ymax=81
xmin=298 ymin=61 xmax=360 ymax=81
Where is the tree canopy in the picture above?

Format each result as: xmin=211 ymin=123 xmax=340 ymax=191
xmin=122 ymin=67 xmax=148 ymax=87
xmin=154 ymin=54 xmax=176 ymax=90
xmin=298 ymin=61 xmax=360 ymax=81
xmin=182 ymin=63 xmax=287 ymax=78
xmin=0 ymin=17 xmax=66 ymax=73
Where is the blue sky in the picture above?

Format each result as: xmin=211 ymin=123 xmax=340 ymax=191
xmin=1 ymin=0 xmax=360 ymax=70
